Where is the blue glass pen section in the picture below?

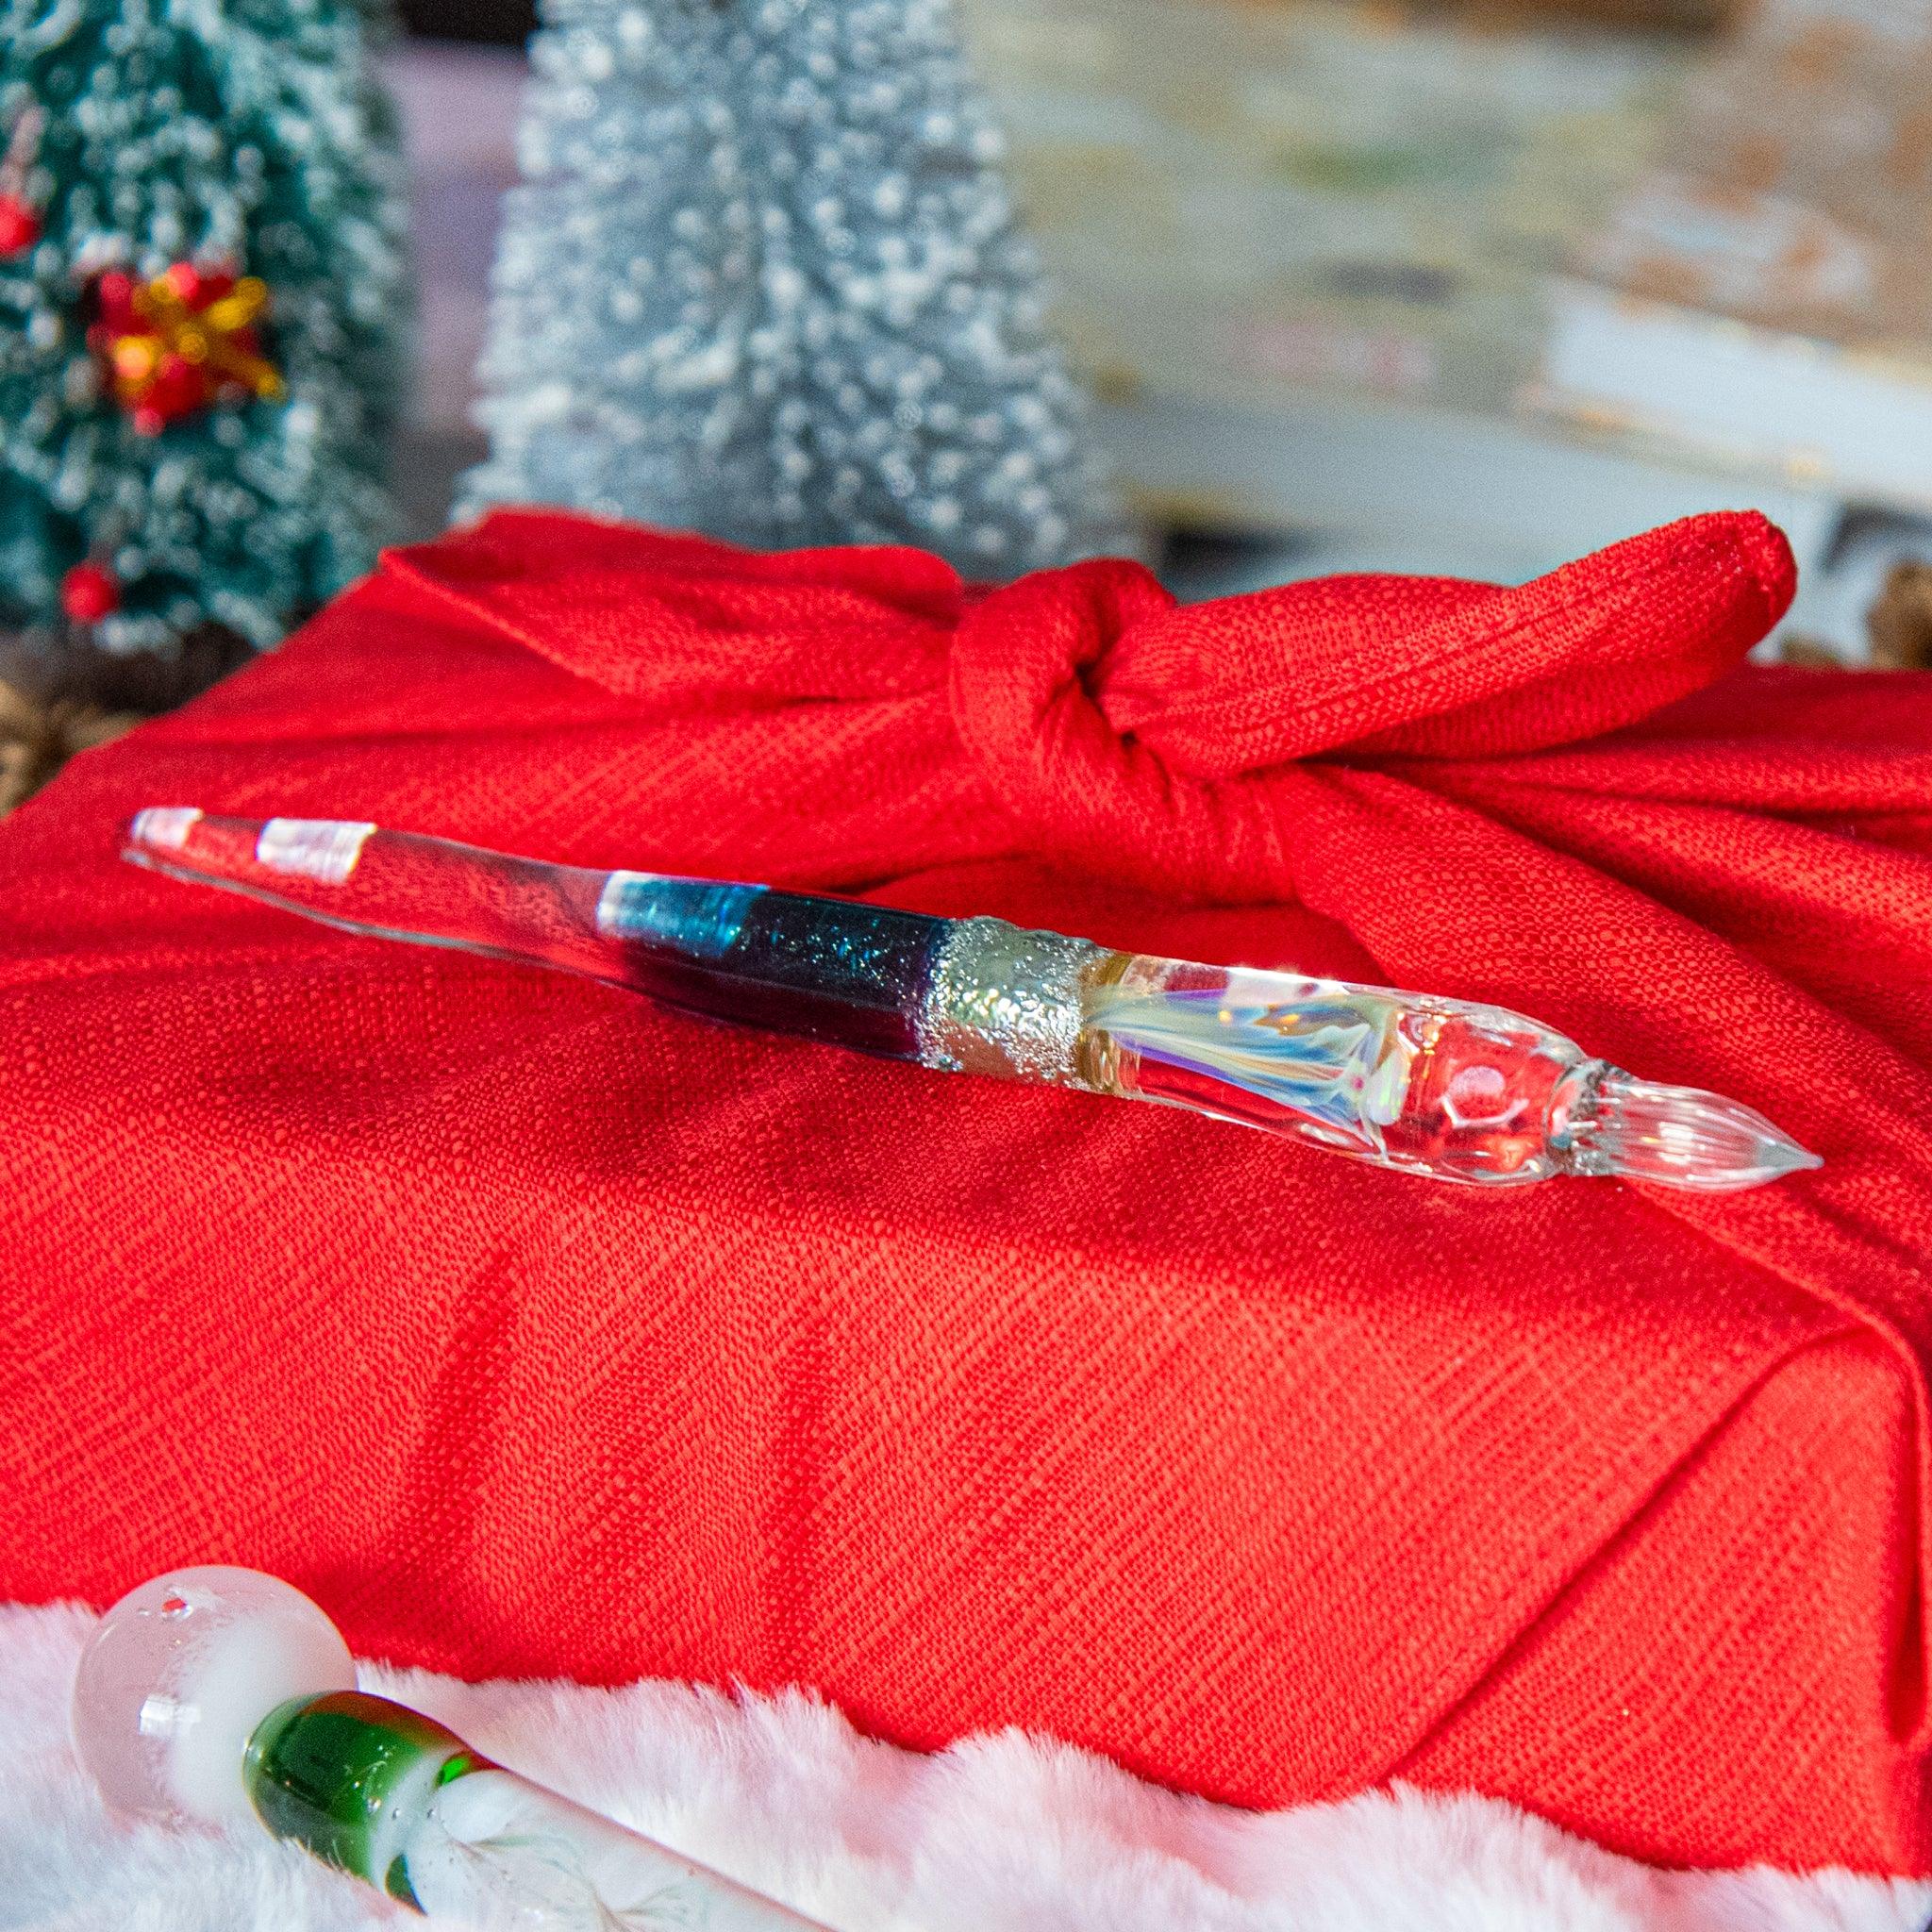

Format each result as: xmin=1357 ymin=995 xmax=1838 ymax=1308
xmin=603 ymin=873 xmax=947 ymax=1059
xmin=595 ymin=872 xmax=762 ymax=961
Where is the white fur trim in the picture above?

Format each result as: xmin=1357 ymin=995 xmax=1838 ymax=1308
xmin=2 ymin=1602 xmax=1924 ymax=1931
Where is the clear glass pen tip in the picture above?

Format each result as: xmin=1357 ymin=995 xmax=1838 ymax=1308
xmin=1572 ymin=1069 xmax=1823 ymax=1192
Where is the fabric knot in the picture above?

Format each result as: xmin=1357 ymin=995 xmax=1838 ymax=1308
xmin=949 ymin=559 xmax=1305 ymax=899
xmin=949 ymin=515 xmax=1797 ymax=901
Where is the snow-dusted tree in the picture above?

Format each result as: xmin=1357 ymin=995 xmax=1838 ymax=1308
xmin=463 ymin=0 xmax=1127 ymax=576
xmin=0 ymin=0 xmax=408 ymax=660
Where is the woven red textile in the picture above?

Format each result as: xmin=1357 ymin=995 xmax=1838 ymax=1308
xmin=6 ymin=508 xmax=1932 ymax=1873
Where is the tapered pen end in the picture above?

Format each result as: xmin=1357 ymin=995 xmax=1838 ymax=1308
xmin=1572 ymin=1069 xmax=1822 ymax=1192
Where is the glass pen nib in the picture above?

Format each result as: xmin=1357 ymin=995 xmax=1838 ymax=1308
xmin=1564 ymin=1071 xmax=1822 ymax=1193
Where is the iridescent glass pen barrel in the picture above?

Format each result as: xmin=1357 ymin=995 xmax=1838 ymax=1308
xmin=125 ymin=809 xmax=1819 ymax=1191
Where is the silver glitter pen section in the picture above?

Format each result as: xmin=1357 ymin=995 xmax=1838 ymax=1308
xmin=915 ymin=916 xmax=1104 ymax=1087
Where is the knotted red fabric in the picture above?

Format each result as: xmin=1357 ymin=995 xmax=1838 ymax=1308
xmin=6 ymin=508 xmax=1932 ymax=1874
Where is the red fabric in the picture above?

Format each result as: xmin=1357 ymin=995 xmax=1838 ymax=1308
xmin=6 ymin=508 xmax=1932 ymax=1873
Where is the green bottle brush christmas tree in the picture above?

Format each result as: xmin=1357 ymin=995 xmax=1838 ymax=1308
xmin=0 ymin=0 xmax=409 ymax=665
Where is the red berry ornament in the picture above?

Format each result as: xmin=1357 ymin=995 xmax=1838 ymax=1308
xmin=0 ymin=192 xmax=40 ymax=258
xmin=60 ymin=561 xmax=120 ymax=625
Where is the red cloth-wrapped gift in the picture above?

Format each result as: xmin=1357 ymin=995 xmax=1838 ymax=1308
xmin=6 ymin=509 xmax=1932 ymax=1874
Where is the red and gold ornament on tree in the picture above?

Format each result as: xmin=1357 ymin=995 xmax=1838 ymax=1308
xmin=90 ymin=262 xmax=285 ymax=435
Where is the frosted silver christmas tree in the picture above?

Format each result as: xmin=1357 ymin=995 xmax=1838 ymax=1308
xmin=461 ymin=0 xmax=1128 ymax=575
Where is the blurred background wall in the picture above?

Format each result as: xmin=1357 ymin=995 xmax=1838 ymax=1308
xmin=391 ymin=0 xmax=1932 ymax=663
